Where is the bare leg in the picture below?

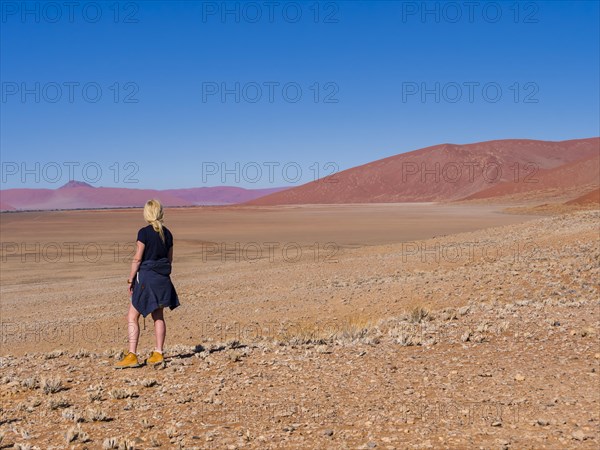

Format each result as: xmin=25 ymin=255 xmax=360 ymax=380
xmin=127 ymin=303 xmax=141 ymax=354
xmin=152 ymin=307 xmax=166 ymax=353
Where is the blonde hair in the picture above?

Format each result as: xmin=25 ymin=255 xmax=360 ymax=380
xmin=143 ymin=199 xmax=165 ymax=243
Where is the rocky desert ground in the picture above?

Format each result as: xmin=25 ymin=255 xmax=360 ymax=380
xmin=0 ymin=204 xmax=598 ymax=449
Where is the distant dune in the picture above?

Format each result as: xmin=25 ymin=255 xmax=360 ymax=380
xmin=245 ymin=138 xmax=599 ymax=205
xmin=464 ymin=153 xmax=600 ymax=202
xmin=0 ymin=202 xmax=16 ymax=211
xmin=0 ymin=181 xmax=287 ymax=211
xmin=566 ymin=187 xmax=600 ymax=205
xmin=4 ymin=138 xmax=597 ymax=211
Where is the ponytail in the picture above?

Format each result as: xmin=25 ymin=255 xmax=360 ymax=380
xmin=143 ymin=199 xmax=165 ymax=243
xmin=151 ymin=219 xmax=165 ymax=243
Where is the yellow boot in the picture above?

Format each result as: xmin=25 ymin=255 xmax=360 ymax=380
xmin=114 ymin=352 xmax=142 ymax=369
xmin=146 ymin=351 xmax=164 ymax=366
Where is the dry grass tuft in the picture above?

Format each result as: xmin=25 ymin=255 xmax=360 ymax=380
xmin=42 ymin=377 xmax=63 ymax=394
xmin=102 ymin=437 xmax=135 ymax=449
xmin=73 ymin=349 xmax=91 ymax=359
xmin=62 ymin=408 xmax=84 ymax=422
xmin=276 ymin=320 xmax=336 ymax=345
xmin=409 ymin=306 xmax=429 ymax=323
xmin=102 ymin=437 xmax=119 ymax=449
xmin=48 ymin=396 xmax=70 ymax=410
xmin=336 ymin=315 xmax=378 ymax=343
xmin=87 ymin=407 xmax=111 ymax=422
xmin=20 ymin=377 xmax=39 ymax=390
xmin=141 ymin=378 xmax=158 ymax=388
xmin=43 ymin=349 xmax=64 ymax=359
xmin=13 ymin=444 xmax=34 ymax=450
xmin=109 ymin=388 xmax=138 ymax=399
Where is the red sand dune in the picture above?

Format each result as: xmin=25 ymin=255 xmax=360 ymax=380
xmin=464 ymin=153 xmax=600 ymax=201
xmin=0 ymin=202 xmax=16 ymax=211
xmin=566 ymin=187 xmax=600 ymax=205
xmin=245 ymin=138 xmax=599 ymax=205
xmin=0 ymin=181 xmax=287 ymax=211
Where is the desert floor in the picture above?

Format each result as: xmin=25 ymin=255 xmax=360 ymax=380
xmin=0 ymin=204 xmax=598 ymax=449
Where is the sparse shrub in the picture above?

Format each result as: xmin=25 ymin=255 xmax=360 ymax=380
xmin=88 ymin=391 xmax=103 ymax=402
xmin=440 ymin=308 xmax=458 ymax=321
xmin=109 ymin=388 xmax=138 ymax=399
xmin=476 ymin=322 xmax=489 ymax=333
xmin=65 ymin=425 xmax=90 ymax=444
xmin=176 ymin=395 xmax=193 ymax=404
xmin=104 ymin=349 xmax=125 ymax=360
xmin=44 ymin=349 xmax=64 ymax=359
xmin=87 ymin=407 xmax=111 ymax=422
xmin=73 ymin=349 xmax=90 ymax=359
xmin=79 ymin=430 xmax=90 ymax=442
xmin=102 ymin=438 xmax=135 ymax=450
xmin=109 ymin=388 xmax=128 ymax=399
xmin=65 ymin=426 xmax=78 ymax=443
xmin=48 ymin=397 xmax=70 ymax=410
xmin=226 ymin=339 xmax=243 ymax=349
xmin=103 ymin=437 xmax=119 ymax=449
xmin=141 ymin=378 xmax=157 ymax=388
xmin=42 ymin=377 xmax=63 ymax=394
xmin=228 ymin=351 xmax=242 ymax=362
xmin=389 ymin=322 xmax=423 ymax=346
xmin=20 ymin=377 xmax=39 ymax=390
xmin=13 ymin=444 xmax=33 ymax=450
xmin=409 ymin=306 xmax=429 ymax=323
xmin=86 ymin=382 xmax=104 ymax=398
xmin=62 ymin=408 xmax=84 ymax=422
xmin=336 ymin=316 xmax=374 ymax=342
xmin=118 ymin=439 xmax=135 ymax=450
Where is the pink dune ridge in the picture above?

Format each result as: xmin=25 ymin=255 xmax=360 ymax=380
xmin=245 ymin=138 xmax=599 ymax=205
xmin=464 ymin=152 xmax=600 ymax=201
xmin=566 ymin=187 xmax=600 ymax=205
xmin=0 ymin=181 xmax=287 ymax=211
xmin=0 ymin=202 xmax=16 ymax=211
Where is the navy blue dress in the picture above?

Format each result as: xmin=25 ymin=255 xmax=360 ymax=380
xmin=131 ymin=225 xmax=180 ymax=317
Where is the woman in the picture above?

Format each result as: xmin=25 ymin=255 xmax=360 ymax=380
xmin=115 ymin=199 xmax=180 ymax=369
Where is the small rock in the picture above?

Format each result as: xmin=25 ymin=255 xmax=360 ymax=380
xmin=323 ymin=429 xmax=334 ymax=436
xmin=491 ymin=421 xmax=502 ymax=427
xmin=572 ymin=430 xmax=586 ymax=441
xmin=537 ymin=419 xmax=550 ymax=426
xmin=514 ymin=374 xmax=525 ymax=381
xmin=458 ymin=306 xmax=470 ymax=316
xmin=497 ymin=439 xmax=510 ymax=450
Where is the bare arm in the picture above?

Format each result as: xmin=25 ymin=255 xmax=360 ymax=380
xmin=129 ymin=240 xmax=145 ymax=282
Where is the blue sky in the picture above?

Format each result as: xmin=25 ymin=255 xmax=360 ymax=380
xmin=1 ymin=0 xmax=598 ymax=189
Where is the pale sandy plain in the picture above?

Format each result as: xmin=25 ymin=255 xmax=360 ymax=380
xmin=1 ymin=204 xmax=534 ymax=354
xmin=0 ymin=204 xmax=599 ymax=449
